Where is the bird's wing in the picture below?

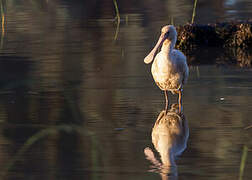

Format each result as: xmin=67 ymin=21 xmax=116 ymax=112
xmin=173 ymin=50 xmax=189 ymax=84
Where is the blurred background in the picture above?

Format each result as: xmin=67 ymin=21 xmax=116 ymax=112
xmin=0 ymin=0 xmax=251 ymax=180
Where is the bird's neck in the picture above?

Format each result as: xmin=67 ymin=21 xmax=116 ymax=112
xmin=160 ymin=149 xmax=176 ymax=167
xmin=158 ymin=139 xmax=176 ymax=166
xmin=161 ymin=39 xmax=175 ymax=58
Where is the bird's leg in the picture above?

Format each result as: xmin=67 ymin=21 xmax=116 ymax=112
xmin=165 ymin=90 xmax=169 ymax=114
xmin=178 ymin=89 xmax=183 ymax=114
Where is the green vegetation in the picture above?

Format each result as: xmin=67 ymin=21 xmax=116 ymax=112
xmin=239 ymin=145 xmax=248 ymax=180
xmin=176 ymin=22 xmax=252 ymax=49
xmin=1 ymin=125 xmax=98 ymax=178
xmin=170 ymin=16 xmax=174 ymax=26
xmin=191 ymin=0 xmax=198 ymax=24
xmin=113 ymin=0 xmax=120 ymax=40
xmin=0 ymin=0 xmax=5 ymax=48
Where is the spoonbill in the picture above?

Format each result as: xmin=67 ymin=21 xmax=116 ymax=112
xmin=144 ymin=25 xmax=189 ymax=113
xmin=144 ymin=104 xmax=189 ymax=179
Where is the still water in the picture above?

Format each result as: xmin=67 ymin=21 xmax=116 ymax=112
xmin=0 ymin=0 xmax=251 ymax=180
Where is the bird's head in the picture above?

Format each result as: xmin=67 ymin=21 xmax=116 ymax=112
xmin=144 ymin=25 xmax=177 ymax=64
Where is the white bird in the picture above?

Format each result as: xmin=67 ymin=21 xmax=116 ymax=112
xmin=144 ymin=25 xmax=189 ymax=113
xmin=144 ymin=104 xmax=189 ymax=179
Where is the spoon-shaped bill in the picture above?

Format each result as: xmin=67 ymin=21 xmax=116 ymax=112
xmin=144 ymin=33 xmax=166 ymax=64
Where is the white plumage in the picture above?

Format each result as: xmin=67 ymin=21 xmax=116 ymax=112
xmin=144 ymin=104 xmax=189 ymax=176
xmin=144 ymin=25 xmax=189 ymax=113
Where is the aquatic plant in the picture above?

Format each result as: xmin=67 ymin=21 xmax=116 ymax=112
xmin=170 ymin=16 xmax=174 ymax=25
xmin=232 ymin=47 xmax=252 ymax=67
xmin=113 ymin=0 xmax=120 ymax=23
xmin=176 ymin=21 xmax=252 ymax=66
xmin=176 ymin=24 xmax=221 ymax=49
xmin=239 ymin=145 xmax=248 ymax=180
xmin=228 ymin=24 xmax=252 ymax=48
xmin=0 ymin=125 xmax=98 ymax=178
xmin=176 ymin=22 xmax=252 ymax=49
xmin=191 ymin=0 xmax=198 ymax=24
xmin=0 ymin=0 xmax=5 ymax=48
xmin=113 ymin=0 xmax=120 ymax=40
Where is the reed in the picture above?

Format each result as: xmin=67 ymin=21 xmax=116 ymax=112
xmin=191 ymin=0 xmax=198 ymax=24
xmin=113 ymin=0 xmax=120 ymax=40
xmin=239 ymin=145 xmax=248 ymax=180
xmin=170 ymin=16 xmax=174 ymax=25
xmin=0 ymin=0 xmax=5 ymax=48
xmin=1 ymin=86 xmax=100 ymax=178
xmin=0 ymin=125 xmax=98 ymax=178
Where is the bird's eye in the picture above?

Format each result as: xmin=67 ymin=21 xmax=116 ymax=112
xmin=164 ymin=31 xmax=169 ymax=37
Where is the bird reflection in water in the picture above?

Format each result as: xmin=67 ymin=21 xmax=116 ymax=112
xmin=144 ymin=104 xmax=189 ymax=180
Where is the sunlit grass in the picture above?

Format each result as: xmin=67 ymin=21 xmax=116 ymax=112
xmin=125 ymin=14 xmax=129 ymax=26
xmin=1 ymin=12 xmax=4 ymax=33
xmin=0 ymin=0 xmax=5 ymax=48
xmin=113 ymin=0 xmax=120 ymax=40
xmin=239 ymin=145 xmax=248 ymax=180
xmin=191 ymin=0 xmax=198 ymax=24
xmin=170 ymin=16 xmax=174 ymax=25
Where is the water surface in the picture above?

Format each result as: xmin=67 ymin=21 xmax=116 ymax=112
xmin=0 ymin=1 xmax=251 ymax=180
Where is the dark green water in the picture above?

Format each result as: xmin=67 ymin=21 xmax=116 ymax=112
xmin=0 ymin=1 xmax=251 ymax=180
